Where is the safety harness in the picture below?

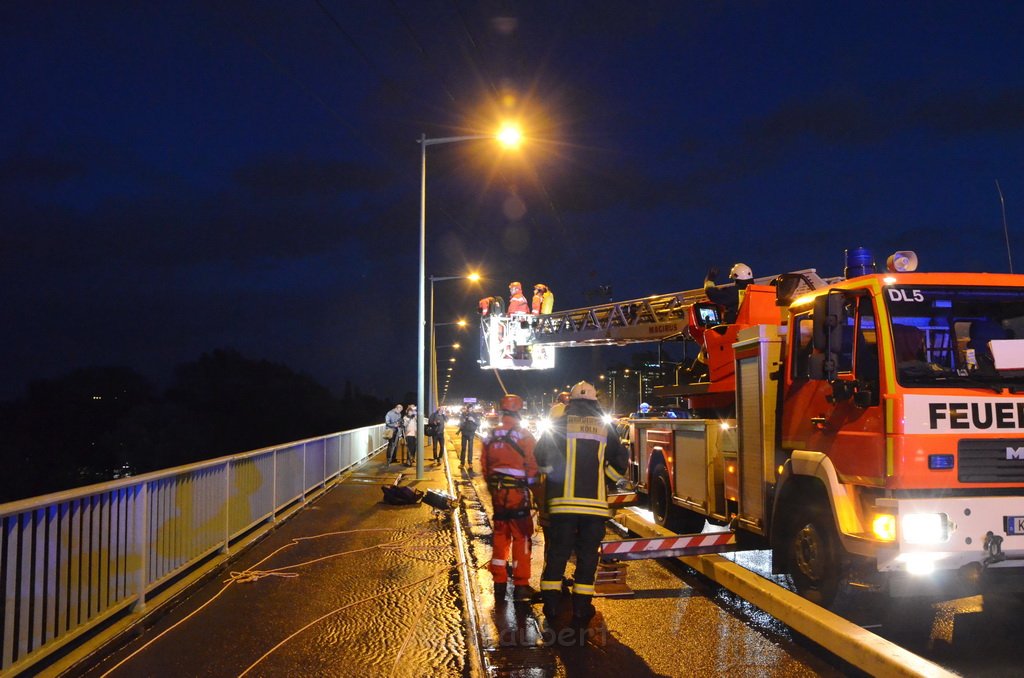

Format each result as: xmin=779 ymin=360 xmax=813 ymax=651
xmin=486 ymin=428 xmax=533 ymax=521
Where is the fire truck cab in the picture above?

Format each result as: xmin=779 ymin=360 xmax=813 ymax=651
xmin=630 ymin=264 xmax=1024 ymax=604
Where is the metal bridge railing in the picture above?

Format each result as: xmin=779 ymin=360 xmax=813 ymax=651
xmin=0 ymin=424 xmax=385 ymax=676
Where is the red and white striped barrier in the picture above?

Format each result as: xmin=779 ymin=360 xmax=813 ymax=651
xmin=606 ymin=492 xmax=640 ymax=506
xmin=600 ymin=531 xmax=736 ymax=561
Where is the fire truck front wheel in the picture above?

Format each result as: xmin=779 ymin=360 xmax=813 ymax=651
xmin=785 ymin=502 xmax=843 ymax=607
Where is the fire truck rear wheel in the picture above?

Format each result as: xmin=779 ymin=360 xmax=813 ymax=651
xmin=650 ymin=465 xmax=704 ymax=534
xmin=786 ymin=503 xmax=842 ymax=607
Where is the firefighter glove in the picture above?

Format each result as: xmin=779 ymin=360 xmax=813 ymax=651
xmin=705 ymin=267 xmax=718 ymax=283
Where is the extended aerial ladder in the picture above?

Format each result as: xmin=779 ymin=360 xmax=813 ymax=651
xmin=478 ymin=269 xmax=835 ymax=369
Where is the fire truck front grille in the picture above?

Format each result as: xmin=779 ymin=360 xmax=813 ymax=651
xmin=958 ymin=439 xmax=1024 ymax=483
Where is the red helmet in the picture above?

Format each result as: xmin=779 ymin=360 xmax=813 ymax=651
xmin=500 ymin=394 xmax=524 ymax=412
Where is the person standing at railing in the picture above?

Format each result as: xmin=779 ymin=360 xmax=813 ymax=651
xmin=458 ymin=406 xmax=479 ymax=469
xmin=428 ymin=407 xmax=447 ymax=463
xmin=402 ymin=404 xmax=419 ymax=466
xmin=384 ymin=403 xmax=404 ymax=466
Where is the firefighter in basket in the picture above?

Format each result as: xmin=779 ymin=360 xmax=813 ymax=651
xmin=481 ymin=394 xmax=539 ymax=603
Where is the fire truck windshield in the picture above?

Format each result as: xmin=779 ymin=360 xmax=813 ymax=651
xmin=882 ymin=285 xmax=1024 ymax=388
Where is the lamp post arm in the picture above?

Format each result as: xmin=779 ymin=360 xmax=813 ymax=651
xmin=420 ymin=134 xmax=492 ymax=147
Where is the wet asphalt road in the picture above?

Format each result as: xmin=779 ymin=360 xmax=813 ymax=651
xmin=456 ymin=437 xmax=840 ymax=678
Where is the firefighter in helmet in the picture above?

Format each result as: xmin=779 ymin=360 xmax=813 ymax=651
xmin=532 ymin=283 xmax=554 ymax=315
xmin=481 ymin=394 xmax=539 ymax=602
xmin=507 ymin=281 xmax=530 ymax=314
xmin=703 ymin=262 xmax=754 ymax=324
xmin=548 ymin=391 xmax=570 ymax=418
xmin=535 ymin=381 xmax=628 ymax=631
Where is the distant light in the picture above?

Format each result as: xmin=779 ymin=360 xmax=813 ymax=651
xmin=497 ymin=124 xmax=522 ymax=148
xmin=457 ymin=319 xmax=467 ymax=327
xmin=452 ymin=343 xmax=461 ymax=349
xmin=467 ymin=272 xmax=481 ymax=282
xmin=720 ymin=422 xmax=730 ymax=430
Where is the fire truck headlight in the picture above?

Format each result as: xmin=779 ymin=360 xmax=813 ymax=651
xmin=896 ymin=552 xmax=943 ymax=576
xmin=871 ymin=513 xmax=896 ymax=542
xmin=537 ymin=418 xmax=552 ymax=435
xmin=901 ymin=513 xmax=950 ymax=544
xmin=905 ymin=556 xmax=936 ymax=576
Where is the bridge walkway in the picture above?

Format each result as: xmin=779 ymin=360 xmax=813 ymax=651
xmin=83 ymin=445 xmax=466 ymax=678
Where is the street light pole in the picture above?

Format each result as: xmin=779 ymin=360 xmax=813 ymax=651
xmin=418 ymin=129 xmax=519 ymax=480
xmin=429 ymin=275 xmax=469 ymax=416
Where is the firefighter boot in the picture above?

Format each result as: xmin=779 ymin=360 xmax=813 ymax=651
xmin=584 ymin=611 xmax=608 ymax=647
xmin=541 ymin=589 xmax=559 ymax=621
xmin=571 ymin=592 xmax=596 ymax=633
xmin=513 ymin=584 xmax=538 ymax=603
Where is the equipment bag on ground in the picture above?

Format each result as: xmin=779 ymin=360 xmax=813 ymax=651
xmin=381 ymin=485 xmax=423 ymax=505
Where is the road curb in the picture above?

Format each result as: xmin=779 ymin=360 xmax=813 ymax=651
xmin=443 ymin=435 xmax=487 ymax=677
xmin=615 ymin=511 xmax=959 ymax=678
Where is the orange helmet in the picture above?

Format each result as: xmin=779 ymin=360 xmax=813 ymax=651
xmin=500 ymin=394 xmax=524 ymax=413
xmin=509 ymin=281 xmax=522 ymax=294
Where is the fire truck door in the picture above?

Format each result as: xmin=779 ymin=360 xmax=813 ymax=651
xmin=783 ymin=297 xmax=885 ymax=480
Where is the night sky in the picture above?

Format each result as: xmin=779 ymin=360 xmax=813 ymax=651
xmin=3 ymin=2 xmax=1024 ymax=405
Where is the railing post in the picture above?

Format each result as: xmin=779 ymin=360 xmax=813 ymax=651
xmin=301 ymin=443 xmax=307 ymax=504
xmin=222 ymin=461 xmax=230 ymax=555
xmin=271 ymin=449 xmax=278 ymax=524
xmin=132 ymin=483 xmax=148 ymax=613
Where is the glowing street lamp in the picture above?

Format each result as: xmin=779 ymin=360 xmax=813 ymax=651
xmin=417 ymin=127 xmax=521 ymax=479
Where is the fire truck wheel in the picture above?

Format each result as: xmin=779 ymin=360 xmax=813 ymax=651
xmin=786 ymin=503 xmax=842 ymax=607
xmin=650 ymin=465 xmax=704 ymax=534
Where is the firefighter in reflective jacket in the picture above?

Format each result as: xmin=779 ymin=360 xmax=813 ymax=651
xmin=507 ymin=281 xmax=530 ymax=314
xmin=481 ymin=394 xmax=539 ymax=602
xmin=535 ymin=380 xmax=628 ymax=628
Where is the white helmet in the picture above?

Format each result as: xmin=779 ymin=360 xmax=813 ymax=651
xmin=729 ymin=263 xmax=753 ymax=281
xmin=569 ymin=380 xmax=597 ymax=401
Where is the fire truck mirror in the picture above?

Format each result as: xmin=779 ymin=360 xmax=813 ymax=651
xmin=807 ymin=352 xmax=838 ymax=382
xmin=852 ymin=387 xmax=873 ymax=408
xmin=812 ymin=292 xmax=845 ymax=354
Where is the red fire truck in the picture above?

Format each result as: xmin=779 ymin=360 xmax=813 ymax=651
xmin=503 ymin=251 xmax=1024 ymax=605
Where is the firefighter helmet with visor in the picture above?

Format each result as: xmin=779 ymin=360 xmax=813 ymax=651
xmin=500 ymin=394 xmax=524 ymax=413
xmin=729 ymin=263 xmax=753 ymax=281
xmin=569 ymin=381 xmax=597 ymax=401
